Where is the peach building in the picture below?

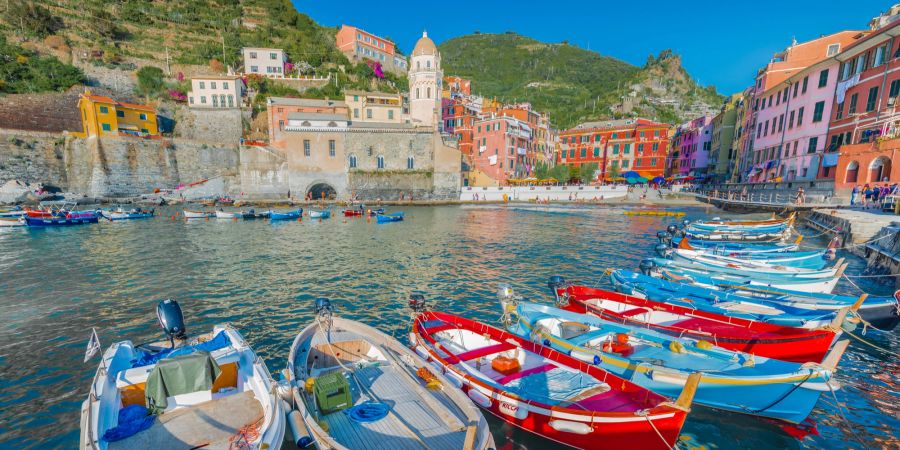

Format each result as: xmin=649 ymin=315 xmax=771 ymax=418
xmin=336 ymin=25 xmax=408 ymax=74
xmin=267 ymin=97 xmax=349 ymax=148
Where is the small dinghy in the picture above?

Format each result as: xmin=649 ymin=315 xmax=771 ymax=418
xmin=0 ymin=217 xmax=24 ymax=227
xmin=79 ymin=300 xmax=285 ymax=449
xmin=343 ymin=206 xmax=384 ymax=217
xmin=183 ymin=210 xmax=213 ymax=219
xmin=269 ymin=209 xmax=302 ymax=220
xmin=24 ymin=209 xmax=99 ymax=226
xmin=286 ymin=298 xmax=494 ymax=450
xmin=308 ymin=209 xmax=331 ymax=219
xmin=646 ymin=259 xmax=843 ymax=294
xmin=243 ymin=209 xmax=271 ymax=220
xmin=409 ymin=298 xmax=698 ymax=450
xmin=215 ymin=210 xmax=245 ymax=219
xmin=375 ymin=212 xmax=404 ymax=223
xmin=500 ymin=290 xmax=847 ymax=423
xmin=101 ymin=208 xmax=154 ymax=221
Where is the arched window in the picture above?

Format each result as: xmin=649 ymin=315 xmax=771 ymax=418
xmin=415 ymin=88 xmax=420 ymax=99
xmin=426 ymin=60 xmax=431 ymax=68
xmin=845 ymin=160 xmax=859 ymax=183
xmin=301 ymin=121 xmax=311 ymax=127
xmin=416 ymin=61 xmax=420 ymax=70
xmin=348 ymin=154 xmax=357 ymax=169
xmin=426 ymin=87 xmax=431 ymax=98
xmin=869 ymin=156 xmax=890 ymax=182
xmin=407 ymin=156 xmax=414 ymax=169
xmin=377 ymin=155 xmax=385 ymax=169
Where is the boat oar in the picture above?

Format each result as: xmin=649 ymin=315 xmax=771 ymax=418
xmin=818 ymin=340 xmax=850 ymax=371
xmin=671 ymin=372 xmax=703 ymax=412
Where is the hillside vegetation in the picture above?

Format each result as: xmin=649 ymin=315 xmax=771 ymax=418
xmin=440 ymin=32 xmax=724 ymax=128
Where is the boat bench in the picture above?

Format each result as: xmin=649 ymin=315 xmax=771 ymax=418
xmin=447 ymin=343 xmax=515 ymax=364
xmin=569 ymin=329 xmax=612 ymax=347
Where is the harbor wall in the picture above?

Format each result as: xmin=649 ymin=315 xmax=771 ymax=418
xmin=460 ymin=185 xmax=629 ymax=201
xmin=697 ymin=180 xmax=839 ymax=205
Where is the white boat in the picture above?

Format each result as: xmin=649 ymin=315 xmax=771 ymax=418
xmin=0 ymin=217 xmax=24 ymax=227
xmin=100 ymin=208 xmax=154 ymax=221
xmin=183 ymin=210 xmax=213 ymax=219
xmin=285 ymin=298 xmax=494 ymax=450
xmin=215 ymin=210 xmax=244 ymax=219
xmin=80 ymin=300 xmax=285 ymax=449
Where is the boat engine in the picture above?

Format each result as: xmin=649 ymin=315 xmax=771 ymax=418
xmin=666 ymin=224 xmax=678 ymax=235
xmin=547 ymin=275 xmax=570 ymax=306
xmin=156 ymin=299 xmax=187 ymax=349
xmin=497 ymin=284 xmax=520 ymax=328
xmin=639 ymin=259 xmax=656 ymax=276
xmin=408 ymin=293 xmax=427 ymax=313
xmin=315 ymin=297 xmax=334 ymax=335
xmin=656 ymin=231 xmax=671 ymax=243
xmin=655 ymin=243 xmax=671 ymax=257
xmin=681 ymin=218 xmax=691 ymax=228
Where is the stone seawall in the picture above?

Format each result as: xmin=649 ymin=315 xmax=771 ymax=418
xmin=699 ymin=180 xmax=839 ymax=204
xmin=805 ymin=209 xmax=899 ymax=288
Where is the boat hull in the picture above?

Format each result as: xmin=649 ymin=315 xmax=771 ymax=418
xmin=24 ymin=215 xmax=98 ymax=226
xmin=269 ymin=209 xmax=302 ymax=220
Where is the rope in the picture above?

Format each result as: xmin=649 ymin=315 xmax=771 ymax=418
xmin=842 ymin=271 xmax=900 ymax=278
xmin=825 ymin=376 xmax=868 ymax=449
xmin=840 ymin=328 xmax=900 ymax=358
xmin=636 ymin=409 xmax=673 ymax=450
xmin=744 ymin=371 xmax=814 ymax=414
xmin=228 ymin=416 xmax=262 ymax=450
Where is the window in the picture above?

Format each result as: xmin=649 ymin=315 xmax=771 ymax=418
xmin=200 ymin=96 xmax=206 ymax=104
xmin=818 ymin=69 xmax=829 ymax=88
xmin=768 ymin=96 xmax=773 ymax=107
xmin=569 ymin=149 xmax=575 ymax=158
xmin=890 ymin=79 xmax=900 ymax=98
xmin=270 ymin=52 xmax=277 ymax=60
xmin=638 ymin=143 xmax=645 ymax=152
xmin=778 ymin=114 xmax=784 ymax=132
xmin=353 ymin=108 xmax=359 ymax=118
xmin=141 ymin=128 xmax=148 ymax=134
xmin=211 ymin=82 xmax=217 ymax=89
xmin=116 ymin=110 xmax=124 ymax=118
xmin=377 ymin=155 xmax=385 ymax=169
xmin=756 ymin=123 xmax=762 ymax=138
xmin=613 ymin=144 xmax=620 ymax=154
xmin=388 ymin=110 xmax=394 ymax=120
xmin=827 ymin=44 xmax=840 ymax=57
xmin=212 ymin=96 xmax=219 ymax=107
xmin=874 ymin=44 xmax=887 ymax=67
xmin=303 ymin=140 xmax=310 ymax=157
xmin=227 ymin=95 xmax=234 ymax=108
xmin=366 ymin=109 xmax=372 ymax=119
xmin=189 ymin=97 xmax=194 ymax=105
xmin=807 ymin=137 xmax=818 ymax=154
xmin=801 ymin=76 xmax=808 ymax=94
xmin=797 ymin=107 xmax=804 ymax=126
xmin=250 ymin=66 xmax=258 ymax=73
xmin=611 ymin=132 xmax=618 ymax=139
xmin=651 ymin=158 xmax=657 ymax=166
xmin=328 ymin=140 xmax=336 ymax=157
xmin=866 ymin=86 xmax=879 ymax=112
xmin=367 ymin=146 xmax=373 ymax=156
xmin=835 ymin=101 xmax=844 ymax=120
xmin=99 ymin=106 xmax=109 ymax=114
xmin=652 ymin=143 xmax=659 ymax=151
xmin=812 ymin=101 xmax=825 ymax=122
xmin=792 ymin=83 xmax=798 ymax=98
xmin=199 ymin=81 xmax=205 ymax=89
xmin=622 ymin=160 xmax=629 ymax=168
xmin=223 ymin=82 xmax=229 ymax=90
xmin=849 ymin=93 xmax=858 ymax=114
xmin=593 ymin=148 xmax=600 ymax=157
xmin=101 ymin=123 xmax=111 ymax=131
xmin=855 ymin=54 xmax=865 ymax=74
xmin=763 ymin=120 xmax=769 ymax=136
xmin=783 ymin=88 xmax=789 ymax=103
xmin=349 ymin=154 xmax=357 ymax=168
xmin=580 ymin=148 xmax=586 ymax=158
xmin=249 ymin=52 xmax=257 ymax=58
xmin=426 ymin=87 xmax=431 ymax=98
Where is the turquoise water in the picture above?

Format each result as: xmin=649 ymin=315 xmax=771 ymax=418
xmin=0 ymin=204 xmax=896 ymax=449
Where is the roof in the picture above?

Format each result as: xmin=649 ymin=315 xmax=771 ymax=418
xmin=412 ymin=31 xmax=438 ymax=56
xmin=350 ymin=121 xmax=414 ymax=130
xmin=287 ymin=112 xmax=348 ymax=122
xmin=242 ymin=47 xmax=284 ymax=52
xmin=80 ymin=92 xmax=155 ymax=112
xmin=118 ymin=102 xmax=156 ymax=113
xmin=268 ymin=97 xmax=347 ymax=108
xmin=191 ymin=75 xmax=241 ymax=81
xmin=344 ymin=89 xmax=402 ymax=98
xmin=82 ymin=94 xmax=116 ymax=104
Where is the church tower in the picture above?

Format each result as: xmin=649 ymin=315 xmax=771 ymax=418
xmin=408 ymin=31 xmax=442 ymax=129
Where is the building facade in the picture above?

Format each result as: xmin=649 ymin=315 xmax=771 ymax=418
xmin=267 ymin=97 xmax=349 ymax=148
xmin=335 ymin=25 xmax=408 ymax=75
xmin=708 ymin=94 xmax=740 ymax=182
xmin=408 ymin=32 xmax=442 ymax=128
xmin=242 ymin=48 xmax=287 ymax=77
xmin=470 ymin=116 xmax=533 ymax=185
xmin=344 ymin=90 xmax=406 ymax=124
xmin=188 ymin=76 xmax=242 ymax=109
xmin=559 ymin=118 xmax=670 ymax=180
xmin=669 ymin=116 xmax=713 ymax=177
xmin=73 ymin=92 xmax=158 ymax=138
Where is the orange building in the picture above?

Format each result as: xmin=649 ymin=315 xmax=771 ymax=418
xmin=443 ymin=76 xmax=471 ymax=96
xmin=335 ymin=25 xmax=407 ymax=74
xmin=558 ymin=118 xmax=670 ymax=181
xmin=267 ymin=97 xmax=349 ymax=148
xmin=834 ymin=140 xmax=895 ymax=195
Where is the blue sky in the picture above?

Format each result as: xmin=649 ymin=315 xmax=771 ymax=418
xmin=296 ymin=1 xmax=888 ymax=95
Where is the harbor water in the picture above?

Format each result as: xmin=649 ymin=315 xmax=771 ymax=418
xmin=0 ymin=204 xmax=896 ymax=449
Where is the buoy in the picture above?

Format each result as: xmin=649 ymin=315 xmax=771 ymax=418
xmin=284 ymin=402 xmax=314 ymax=448
xmin=305 ymin=377 xmax=315 ymax=393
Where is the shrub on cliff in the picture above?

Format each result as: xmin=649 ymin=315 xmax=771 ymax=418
xmin=7 ymin=0 xmax=64 ymax=38
xmin=0 ymin=36 xmax=84 ymax=93
xmin=136 ymin=66 xmax=165 ymax=97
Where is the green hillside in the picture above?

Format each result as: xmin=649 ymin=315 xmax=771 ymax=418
xmin=440 ymin=32 xmax=724 ymax=128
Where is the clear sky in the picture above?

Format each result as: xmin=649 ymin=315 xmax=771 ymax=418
xmin=295 ymin=0 xmax=889 ymax=94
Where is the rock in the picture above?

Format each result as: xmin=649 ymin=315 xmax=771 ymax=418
xmin=0 ymin=180 xmax=37 ymax=204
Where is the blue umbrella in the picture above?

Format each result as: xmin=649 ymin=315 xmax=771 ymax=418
xmin=621 ymin=171 xmax=641 ymax=179
xmin=651 ymin=176 xmax=665 ymax=184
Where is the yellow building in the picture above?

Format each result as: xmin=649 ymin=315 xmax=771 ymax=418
xmin=74 ymin=92 xmax=158 ymax=138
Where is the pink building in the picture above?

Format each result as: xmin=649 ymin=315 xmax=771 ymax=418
xmin=470 ymin=116 xmax=532 ymax=184
xmin=669 ymin=116 xmax=713 ymax=177
xmin=335 ymin=25 xmax=408 ymax=74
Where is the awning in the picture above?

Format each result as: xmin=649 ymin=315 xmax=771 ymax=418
xmin=822 ymin=152 xmax=840 ymax=168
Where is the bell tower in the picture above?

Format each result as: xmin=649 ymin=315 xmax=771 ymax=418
xmin=408 ymin=31 xmax=442 ymax=129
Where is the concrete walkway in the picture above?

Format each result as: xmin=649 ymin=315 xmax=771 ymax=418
xmin=807 ymin=209 xmax=899 ymax=244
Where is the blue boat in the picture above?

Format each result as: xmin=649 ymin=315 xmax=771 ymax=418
xmin=24 ymin=212 xmax=99 ymax=227
xmin=645 ymin=255 xmax=844 ymax=290
xmin=667 ymin=235 xmax=801 ymax=254
xmin=500 ymin=298 xmax=847 ymax=424
xmin=611 ymin=269 xmax=845 ymax=329
xmin=375 ymin=212 xmax=404 ymax=223
xmin=101 ymin=208 xmax=154 ymax=221
xmin=688 ymin=222 xmax=790 ymax=234
xmin=269 ymin=209 xmax=302 ymax=220
xmin=670 ymin=246 xmax=830 ymax=270
xmin=308 ymin=209 xmax=330 ymax=219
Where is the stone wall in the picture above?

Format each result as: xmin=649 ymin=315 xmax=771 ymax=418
xmin=698 ymin=180 xmax=839 ymax=204
xmin=0 ymin=131 xmax=69 ymax=188
xmin=173 ymin=106 xmax=244 ymax=144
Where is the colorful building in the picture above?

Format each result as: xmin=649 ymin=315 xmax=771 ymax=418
xmin=267 ymin=97 xmax=349 ymax=148
xmin=470 ymin=116 xmax=533 ymax=185
xmin=408 ymin=32 xmax=442 ymax=128
xmin=668 ymin=116 xmax=713 ymax=177
xmin=708 ymin=94 xmax=741 ymax=182
xmin=73 ymin=91 xmax=158 ymax=138
xmin=443 ymin=76 xmax=471 ymax=96
xmin=188 ymin=75 xmax=243 ymax=109
xmin=344 ymin=90 xmax=406 ymax=124
xmin=335 ymin=25 xmax=408 ymax=74
xmin=242 ymin=48 xmax=287 ymax=77
xmin=559 ymin=118 xmax=670 ymax=181
xmin=730 ymin=87 xmax=755 ymax=182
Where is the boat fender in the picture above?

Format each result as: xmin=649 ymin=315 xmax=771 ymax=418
xmin=467 ymin=388 xmax=492 ymax=408
xmin=649 ymin=370 xmax=687 ymax=386
xmin=498 ymin=400 xmax=528 ymax=420
xmin=548 ymin=420 xmax=592 ymax=435
xmin=443 ymin=370 xmax=464 ymax=389
xmin=569 ymin=349 xmax=595 ymax=365
xmin=285 ymin=406 xmax=314 ymax=448
xmin=276 ymin=379 xmax=293 ymax=403
xmin=695 ymin=340 xmax=713 ymax=350
xmin=668 ymin=341 xmax=686 ymax=354
xmin=304 ymin=377 xmax=315 ymax=393
xmin=415 ymin=345 xmax=431 ymax=361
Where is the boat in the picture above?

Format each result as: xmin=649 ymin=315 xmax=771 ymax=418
xmin=500 ymin=293 xmax=847 ymax=423
xmin=183 ymin=210 xmax=213 ymax=219
xmin=410 ymin=302 xmax=698 ymax=450
xmin=0 ymin=207 xmax=26 ymax=218
xmin=645 ymin=258 xmax=843 ymax=293
xmin=665 ymin=233 xmax=802 ymax=255
xmin=342 ymin=209 xmax=362 ymax=217
xmin=343 ymin=207 xmax=384 ymax=217
xmin=215 ymin=210 xmax=245 ymax=219
xmin=79 ymin=300 xmax=285 ymax=449
xmin=285 ymin=298 xmax=495 ymax=450
xmin=684 ymin=228 xmax=791 ymax=242
xmin=269 ymin=209 xmax=302 ymax=220
xmin=101 ymin=208 xmax=155 ymax=221
xmin=216 ymin=196 xmax=235 ymax=206
xmin=669 ymin=246 xmax=831 ymax=270
xmin=243 ymin=209 xmax=270 ymax=219
xmin=24 ymin=210 xmax=99 ymax=226
xmin=308 ymin=209 xmax=331 ymax=219
xmin=689 ymin=213 xmax=796 ymax=228
xmin=640 ymin=270 xmax=900 ymax=331
xmin=375 ymin=212 xmax=404 ymax=223
xmin=0 ymin=217 xmax=25 ymax=227
xmin=551 ymin=274 xmax=842 ymax=363
xmin=688 ymin=221 xmax=791 ymax=234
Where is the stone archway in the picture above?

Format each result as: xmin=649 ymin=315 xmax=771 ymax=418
xmin=869 ymin=156 xmax=891 ymax=183
xmin=307 ymin=182 xmax=337 ymax=200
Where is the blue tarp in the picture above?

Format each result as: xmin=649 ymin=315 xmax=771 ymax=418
xmin=344 ymin=402 xmax=390 ymax=422
xmin=822 ymin=152 xmax=840 ymax=168
xmin=131 ymin=331 xmax=231 ymax=368
xmin=101 ymin=405 xmax=155 ymax=442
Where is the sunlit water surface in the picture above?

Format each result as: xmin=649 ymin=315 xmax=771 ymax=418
xmin=0 ymin=205 xmax=896 ymax=449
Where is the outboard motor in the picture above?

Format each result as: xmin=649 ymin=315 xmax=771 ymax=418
xmin=655 ymin=243 xmax=671 ymax=257
xmin=639 ymin=259 xmax=656 ymax=276
xmin=666 ymin=224 xmax=678 ymax=235
xmin=656 ymin=231 xmax=670 ymax=244
xmin=408 ymin=293 xmax=427 ymax=314
xmin=682 ymin=218 xmax=691 ymax=228
xmin=156 ymin=299 xmax=186 ymax=349
xmin=315 ymin=297 xmax=334 ymax=337
xmin=547 ymin=276 xmax=569 ymax=306
xmin=498 ymin=284 xmax=520 ymax=328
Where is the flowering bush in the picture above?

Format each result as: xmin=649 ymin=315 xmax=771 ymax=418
xmin=168 ymin=89 xmax=187 ymax=102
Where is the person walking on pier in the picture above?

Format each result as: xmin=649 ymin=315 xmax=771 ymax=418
xmin=863 ymin=184 xmax=872 ymax=209
xmin=850 ymin=185 xmax=859 ymax=206
xmin=795 ymin=187 xmax=805 ymax=205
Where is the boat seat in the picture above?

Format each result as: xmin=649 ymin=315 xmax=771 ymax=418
xmin=496 ymin=363 xmax=555 ymax=385
xmin=569 ymin=329 xmax=611 ymax=347
xmin=619 ymin=307 xmax=652 ymax=318
xmin=116 ymin=349 xmax=241 ymax=389
xmin=450 ymin=343 xmax=515 ymax=364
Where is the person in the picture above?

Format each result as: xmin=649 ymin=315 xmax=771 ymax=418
xmin=863 ymin=184 xmax=872 ymax=209
xmin=793 ymin=187 xmax=804 ymax=205
xmin=850 ymin=185 xmax=859 ymax=206
xmin=872 ymin=184 xmax=881 ymax=208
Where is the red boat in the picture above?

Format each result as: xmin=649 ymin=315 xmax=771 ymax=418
xmin=552 ymin=281 xmax=839 ymax=363
xmin=411 ymin=310 xmax=699 ymax=450
xmin=342 ymin=209 xmax=363 ymax=217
